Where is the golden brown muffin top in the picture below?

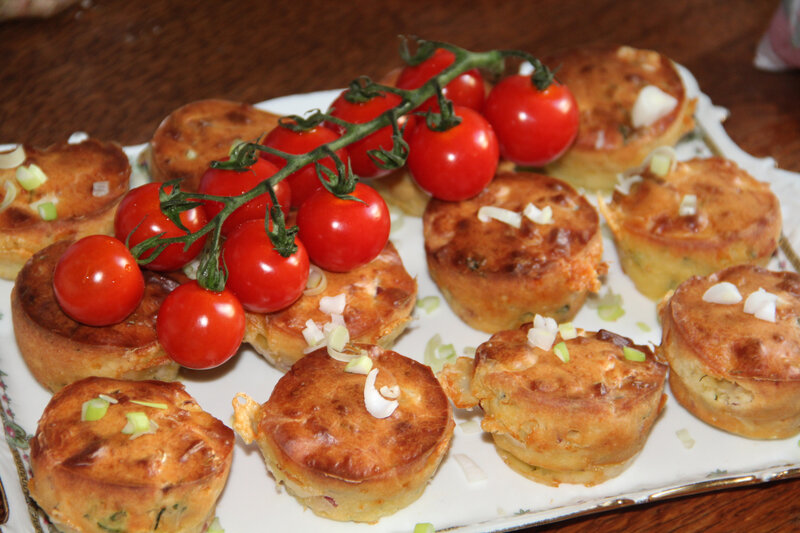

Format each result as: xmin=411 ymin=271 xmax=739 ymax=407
xmin=258 ymin=347 xmax=453 ymax=482
xmin=0 ymin=139 xmax=129 ymax=229
xmin=604 ymin=157 xmax=781 ymax=246
xmin=149 ymin=99 xmax=280 ymax=192
xmin=261 ymin=241 xmax=416 ymax=339
xmin=474 ymin=327 xmax=667 ymax=410
xmin=423 ymin=172 xmax=599 ymax=277
xmin=16 ymin=239 xmax=178 ymax=348
xmin=545 ymin=45 xmax=686 ymax=152
xmin=30 ymin=377 xmax=233 ymax=486
xmin=662 ymin=264 xmax=800 ymax=381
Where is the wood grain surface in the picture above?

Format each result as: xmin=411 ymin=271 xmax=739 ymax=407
xmin=2 ymin=1 xmax=800 ymax=532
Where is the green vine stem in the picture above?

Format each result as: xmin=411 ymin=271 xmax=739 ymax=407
xmin=131 ymin=38 xmax=554 ymax=291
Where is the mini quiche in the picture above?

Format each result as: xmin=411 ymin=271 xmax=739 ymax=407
xmin=29 ymin=377 xmax=234 ymax=533
xmin=11 ymin=240 xmax=179 ymax=392
xmin=244 ymin=241 xmax=417 ymax=371
xmin=543 ymin=45 xmax=696 ymax=191
xmin=659 ymin=265 xmax=800 ymax=439
xmin=423 ymin=171 xmax=605 ymax=333
xmin=439 ymin=327 xmax=667 ymax=486
xmin=598 ymin=156 xmax=781 ymax=301
xmin=0 ymin=139 xmax=129 ymax=280
xmin=145 ymin=99 xmax=280 ymax=192
xmin=232 ymin=346 xmax=454 ymax=523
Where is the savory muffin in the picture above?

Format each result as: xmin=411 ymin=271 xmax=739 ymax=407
xmin=145 ymin=99 xmax=280 ymax=192
xmin=598 ymin=156 xmax=781 ymax=300
xmin=0 ymin=139 xmax=129 ymax=280
xmin=29 ymin=377 xmax=234 ymax=533
xmin=243 ymin=241 xmax=417 ymax=371
xmin=11 ymin=240 xmax=179 ymax=392
xmin=438 ymin=327 xmax=667 ymax=486
xmin=543 ymin=45 xmax=696 ymax=191
xmin=659 ymin=264 xmax=800 ymax=439
xmin=423 ymin=171 xmax=605 ymax=333
xmin=232 ymin=346 xmax=454 ymax=523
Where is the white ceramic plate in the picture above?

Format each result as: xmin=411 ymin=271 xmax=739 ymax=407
xmin=1 ymin=66 xmax=800 ymax=533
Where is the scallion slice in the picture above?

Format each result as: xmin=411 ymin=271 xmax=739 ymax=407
xmin=81 ymin=398 xmax=110 ymax=421
xmin=130 ymin=400 xmax=168 ymax=410
xmin=0 ymin=180 xmax=18 ymax=213
xmin=37 ymin=201 xmax=57 ymax=221
xmin=598 ymin=304 xmax=624 ymax=322
xmin=623 ymin=346 xmax=646 ymax=362
xmin=415 ymin=295 xmax=440 ymax=315
xmin=414 ymin=523 xmax=435 ymax=533
xmin=553 ymin=342 xmax=570 ymax=363
xmin=345 ymin=355 xmax=373 ymax=375
xmin=206 ymin=517 xmax=224 ymax=533
xmin=15 ymin=163 xmax=48 ymax=190
xmin=121 ymin=411 xmax=151 ymax=435
xmin=558 ymin=322 xmax=577 ymax=340
xmin=0 ymin=145 xmax=25 ymax=169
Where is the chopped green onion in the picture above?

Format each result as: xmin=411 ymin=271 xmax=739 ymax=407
xmin=553 ymin=342 xmax=570 ymax=363
xmin=345 ymin=355 xmax=373 ymax=375
xmin=327 ymin=324 xmax=350 ymax=352
xmin=0 ymin=180 xmax=18 ymax=213
xmin=206 ymin=517 xmax=224 ymax=533
xmin=121 ymin=412 xmax=150 ymax=435
xmin=558 ymin=322 xmax=577 ymax=340
xmin=415 ymin=295 xmax=440 ymax=314
xmin=462 ymin=346 xmax=476 ymax=356
xmin=15 ymin=163 xmax=48 ymax=190
xmin=424 ymin=334 xmax=457 ymax=373
xmin=676 ymin=428 xmax=695 ymax=449
xmin=37 ymin=201 xmax=57 ymax=221
xmin=636 ymin=321 xmax=651 ymax=332
xmin=649 ymin=152 xmax=672 ymax=177
xmin=130 ymin=400 xmax=168 ymax=409
xmin=598 ymin=304 xmax=625 ymax=322
xmin=623 ymin=346 xmax=646 ymax=362
xmin=81 ymin=398 xmax=110 ymax=421
xmin=414 ymin=523 xmax=435 ymax=533
xmin=98 ymin=394 xmax=118 ymax=404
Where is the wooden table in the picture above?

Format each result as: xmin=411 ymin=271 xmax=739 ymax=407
xmin=2 ymin=1 xmax=799 ymax=531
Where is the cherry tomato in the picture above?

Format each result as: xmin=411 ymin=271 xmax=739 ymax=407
xmin=407 ymin=105 xmax=499 ymax=201
xmin=222 ymin=220 xmax=310 ymax=313
xmin=296 ymin=183 xmax=390 ymax=272
xmin=156 ymin=280 xmax=245 ymax=369
xmin=53 ymin=235 xmax=145 ymax=326
xmin=326 ymin=90 xmax=415 ymax=179
xmin=198 ymin=158 xmax=290 ymax=235
xmin=114 ymin=183 xmax=207 ymax=271
xmin=396 ymin=48 xmax=485 ymax=112
xmin=260 ymin=123 xmax=349 ymax=208
xmin=483 ymin=74 xmax=580 ymax=167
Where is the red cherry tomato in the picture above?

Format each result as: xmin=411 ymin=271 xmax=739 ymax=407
xmin=407 ymin=105 xmax=499 ymax=201
xmin=156 ymin=280 xmax=245 ymax=369
xmin=396 ymin=48 xmax=485 ymax=112
xmin=296 ymin=183 xmax=390 ymax=272
xmin=483 ymin=74 xmax=580 ymax=167
xmin=222 ymin=220 xmax=310 ymax=313
xmin=326 ymin=90 xmax=415 ymax=179
xmin=53 ymin=235 xmax=145 ymax=326
xmin=260 ymin=123 xmax=349 ymax=208
xmin=198 ymin=158 xmax=290 ymax=235
xmin=114 ymin=183 xmax=208 ymax=271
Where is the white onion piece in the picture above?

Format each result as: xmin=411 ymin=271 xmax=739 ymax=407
xmin=302 ymin=319 xmax=325 ymax=347
xmin=326 ymin=325 xmax=349 ymax=351
xmin=533 ymin=314 xmax=558 ymax=334
xmin=594 ymin=129 xmax=606 ymax=150
xmin=615 ymin=174 xmax=642 ymax=195
xmin=679 ymin=194 xmax=697 ymax=216
xmin=303 ymin=265 xmax=328 ymax=296
xmin=477 ymin=206 xmax=521 ymax=228
xmin=458 ymin=420 xmax=481 ymax=434
xmin=702 ymin=282 xmax=742 ymax=304
xmin=453 ymin=453 xmax=488 ymax=483
xmin=631 ymin=85 xmax=678 ymax=128
xmin=364 ymin=369 xmax=398 ymax=419
xmin=67 ymin=131 xmax=89 ymax=144
xmin=744 ymin=288 xmax=778 ymax=322
xmin=327 ymin=345 xmax=358 ymax=362
xmin=523 ymin=203 xmax=553 ymax=225
xmin=92 ymin=181 xmax=110 ymax=197
xmin=319 ymin=293 xmax=346 ymax=315
xmin=527 ymin=327 xmax=556 ymax=351
xmin=0 ymin=180 xmax=18 ymax=213
xmin=0 ymin=145 xmax=25 ymax=169
xmin=379 ymin=385 xmax=400 ymax=399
